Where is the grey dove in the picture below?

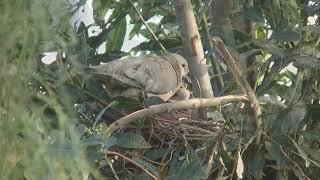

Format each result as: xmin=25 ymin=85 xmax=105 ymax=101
xmin=87 ymin=53 xmax=189 ymax=101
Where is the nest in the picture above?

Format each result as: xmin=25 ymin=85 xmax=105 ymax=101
xmin=148 ymin=109 xmax=230 ymax=145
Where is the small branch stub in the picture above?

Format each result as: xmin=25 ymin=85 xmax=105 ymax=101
xmin=190 ymin=35 xmax=201 ymax=56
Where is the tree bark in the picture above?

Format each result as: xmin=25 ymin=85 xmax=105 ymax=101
xmin=211 ymin=0 xmax=258 ymax=88
xmin=173 ymin=0 xmax=214 ymax=119
xmin=211 ymin=0 xmax=235 ymax=46
xmin=194 ymin=0 xmax=224 ymax=96
xmin=173 ymin=0 xmax=214 ymax=99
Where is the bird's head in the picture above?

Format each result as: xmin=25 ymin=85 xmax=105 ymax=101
xmin=166 ymin=53 xmax=189 ymax=77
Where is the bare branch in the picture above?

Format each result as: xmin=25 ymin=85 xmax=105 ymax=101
xmin=106 ymin=95 xmax=249 ymax=136
xmin=211 ymin=36 xmax=262 ymax=144
xmin=106 ymin=151 xmax=160 ymax=180
xmin=173 ymin=0 xmax=214 ymax=99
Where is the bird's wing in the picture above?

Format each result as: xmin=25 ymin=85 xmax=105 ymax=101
xmin=87 ymin=59 xmax=142 ymax=89
xmin=87 ymin=56 xmax=182 ymax=94
xmin=122 ymin=57 xmax=180 ymax=94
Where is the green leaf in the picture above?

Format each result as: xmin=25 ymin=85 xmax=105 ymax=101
xmin=196 ymin=0 xmax=214 ymax=25
xmin=104 ymin=136 xmax=118 ymax=149
xmin=145 ymin=148 xmax=171 ymax=160
xmin=301 ymin=131 xmax=320 ymax=142
xmin=243 ymin=147 xmax=265 ymax=179
xmin=289 ymin=137 xmax=311 ymax=168
xmin=167 ymin=146 xmax=206 ymax=180
xmin=93 ymin=101 xmax=118 ymax=127
xmin=106 ymin=17 xmax=127 ymax=51
xmin=271 ymin=30 xmax=300 ymax=42
xmin=302 ymin=145 xmax=320 ymax=161
xmin=207 ymin=111 xmax=225 ymax=122
xmin=132 ymin=158 xmax=160 ymax=177
xmin=81 ymin=136 xmax=104 ymax=147
xmin=129 ymin=23 xmax=143 ymax=40
xmin=92 ymin=0 xmax=112 ymax=22
xmin=253 ymin=40 xmax=285 ymax=58
xmin=113 ymin=133 xmax=151 ymax=149
xmin=265 ymin=141 xmax=289 ymax=167
xmin=245 ymin=7 xmax=264 ymax=23
xmin=271 ymin=102 xmax=306 ymax=135
xmin=139 ymin=22 xmax=158 ymax=39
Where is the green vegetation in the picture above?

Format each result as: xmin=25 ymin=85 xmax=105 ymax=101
xmin=1 ymin=0 xmax=320 ymax=179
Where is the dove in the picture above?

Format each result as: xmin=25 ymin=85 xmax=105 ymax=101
xmin=87 ymin=53 xmax=189 ymax=102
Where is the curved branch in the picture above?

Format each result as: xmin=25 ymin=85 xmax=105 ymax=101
xmin=106 ymin=95 xmax=249 ymax=136
xmin=211 ymin=36 xmax=262 ymax=144
xmin=106 ymin=151 xmax=160 ymax=180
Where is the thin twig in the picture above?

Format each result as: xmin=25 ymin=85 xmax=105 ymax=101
xmin=211 ymin=36 xmax=262 ymax=145
xmin=106 ymin=151 xmax=160 ymax=180
xmin=129 ymin=0 xmax=167 ymax=53
xmin=264 ymin=133 xmax=311 ymax=180
xmin=106 ymin=159 xmax=120 ymax=180
xmin=291 ymin=151 xmax=320 ymax=168
xmin=105 ymin=95 xmax=249 ymax=136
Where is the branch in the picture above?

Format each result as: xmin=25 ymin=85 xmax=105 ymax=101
xmin=105 ymin=95 xmax=249 ymax=136
xmin=211 ymin=36 xmax=262 ymax=144
xmin=173 ymin=0 xmax=214 ymax=99
xmin=194 ymin=0 xmax=224 ymax=92
xmin=173 ymin=0 xmax=214 ymax=119
xmin=106 ymin=151 xmax=160 ymax=180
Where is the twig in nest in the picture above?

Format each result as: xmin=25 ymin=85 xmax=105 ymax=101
xmin=211 ymin=36 xmax=262 ymax=145
xmin=105 ymin=95 xmax=249 ymax=136
xmin=106 ymin=151 xmax=160 ymax=180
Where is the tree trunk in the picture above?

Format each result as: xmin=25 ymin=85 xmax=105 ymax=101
xmin=194 ymin=0 xmax=224 ymax=96
xmin=173 ymin=0 xmax=214 ymax=119
xmin=211 ymin=0 xmax=235 ymax=46
xmin=173 ymin=0 xmax=214 ymax=99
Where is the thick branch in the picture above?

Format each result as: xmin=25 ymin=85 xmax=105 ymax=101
xmin=173 ymin=0 xmax=214 ymax=99
xmin=194 ymin=0 xmax=224 ymax=94
xmin=105 ymin=95 xmax=249 ymax=136
xmin=211 ymin=36 xmax=262 ymax=144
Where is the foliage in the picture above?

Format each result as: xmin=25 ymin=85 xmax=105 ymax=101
xmin=1 ymin=0 xmax=320 ymax=179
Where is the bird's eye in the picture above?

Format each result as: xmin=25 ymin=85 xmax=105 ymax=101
xmin=182 ymin=64 xmax=186 ymax=67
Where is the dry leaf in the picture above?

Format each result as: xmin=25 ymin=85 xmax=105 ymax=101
xmin=236 ymin=151 xmax=244 ymax=179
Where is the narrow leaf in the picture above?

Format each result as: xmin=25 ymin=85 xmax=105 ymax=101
xmin=93 ymin=101 xmax=118 ymax=127
xmin=106 ymin=17 xmax=127 ymax=51
xmin=289 ymin=137 xmax=311 ymax=168
xmin=271 ymin=30 xmax=300 ymax=42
